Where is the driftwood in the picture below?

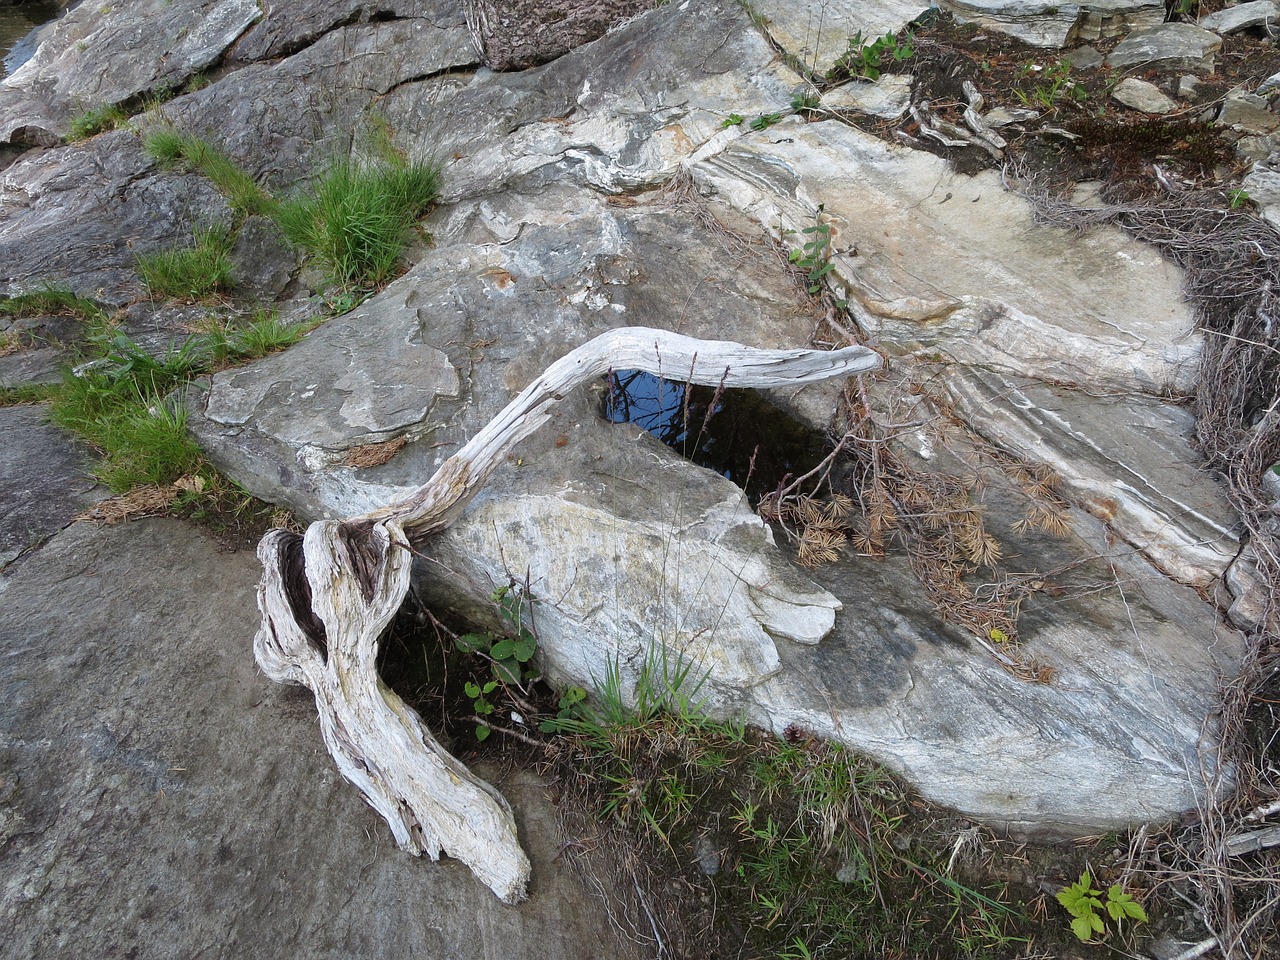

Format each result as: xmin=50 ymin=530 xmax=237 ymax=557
xmin=254 ymin=327 xmax=882 ymax=902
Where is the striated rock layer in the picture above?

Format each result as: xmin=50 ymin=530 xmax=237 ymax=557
xmin=3 ymin=0 xmax=1246 ymax=847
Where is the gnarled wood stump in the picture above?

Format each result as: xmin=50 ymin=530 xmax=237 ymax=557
xmin=254 ymin=327 xmax=881 ymax=902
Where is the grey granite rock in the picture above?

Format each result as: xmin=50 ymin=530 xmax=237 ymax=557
xmin=0 ymin=404 xmax=106 ymax=567
xmin=1112 ymin=77 xmax=1179 ymax=113
xmin=0 ymin=517 xmax=642 ymax=959
xmin=1105 ymin=22 xmax=1222 ymax=71
xmin=159 ymin=14 xmax=478 ymax=190
xmin=1219 ymin=88 xmax=1280 ymax=135
xmin=822 ymin=74 xmax=913 ymax=120
xmin=942 ymin=0 xmax=1165 ymax=47
xmin=747 ymin=0 xmax=931 ymax=75
xmin=1200 ymin=0 xmax=1279 ymax=35
xmin=0 ymin=130 xmax=233 ymax=305
xmin=189 ymin=183 xmax=1241 ymax=834
xmin=0 ymin=0 xmax=261 ymax=144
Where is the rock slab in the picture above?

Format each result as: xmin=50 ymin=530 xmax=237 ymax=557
xmin=0 ymin=518 xmax=641 ymax=960
xmin=0 ymin=404 xmax=106 ymax=568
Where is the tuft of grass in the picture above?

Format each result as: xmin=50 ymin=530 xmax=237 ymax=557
xmin=142 ymin=127 xmax=187 ymax=164
xmin=49 ymin=332 xmax=205 ymax=491
xmin=67 ymin=103 xmax=129 ymax=141
xmin=273 ymin=155 xmax=441 ymax=292
xmin=142 ymin=128 xmax=274 ymax=217
xmin=40 ymin=305 xmax=319 ymax=494
xmin=136 ymin=223 xmax=235 ymax=301
xmin=139 ymin=126 xmax=440 ymax=296
xmin=0 ymin=287 xmax=107 ymax=323
xmin=0 ymin=383 xmax=58 ymax=406
xmin=549 ymin=645 xmax=1032 ymax=959
xmin=198 ymin=308 xmax=320 ymax=366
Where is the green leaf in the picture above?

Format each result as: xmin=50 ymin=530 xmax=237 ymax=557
xmin=464 ymin=681 xmax=481 ymax=699
xmin=482 ymin=680 xmax=498 ymax=694
xmin=1070 ymin=914 xmax=1101 ymax=942
xmin=511 ymin=636 xmax=537 ymax=662
xmin=455 ymin=632 xmax=492 ymax=654
xmin=475 ymin=724 xmax=491 ymax=742
xmin=490 ymin=638 xmax=516 ymax=661
xmin=560 ymin=687 xmax=586 ymax=709
xmin=1057 ymin=873 xmax=1103 ymax=918
xmin=492 ymin=657 xmax=520 ymax=684
xmin=1106 ymin=886 xmax=1148 ymax=923
xmin=499 ymin=593 xmax=522 ymax=623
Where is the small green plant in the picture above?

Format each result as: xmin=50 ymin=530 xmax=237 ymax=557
xmin=789 ymin=205 xmax=836 ymax=294
xmin=721 ymin=113 xmax=744 ymax=128
xmin=790 ymin=90 xmax=821 ymax=113
xmin=539 ymin=685 xmax=588 ymax=734
xmin=68 ymin=103 xmax=129 ymax=141
xmin=453 ymin=584 xmax=556 ymax=739
xmin=749 ymin=112 xmax=784 ymax=131
xmin=830 ymin=30 xmax=914 ymax=82
xmin=464 ymin=679 xmax=499 ymax=741
xmin=1228 ymin=188 xmax=1252 ymax=210
xmin=456 ymin=585 xmax=540 ymax=682
xmin=1056 ymin=871 xmax=1148 ymax=942
xmin=136 ymin=223 xmax=235 ymax=300
xmin=274 ymin=154 xmax=441 ymax=293
xmin=1013 ymin=59 xmax=1088 ymax=111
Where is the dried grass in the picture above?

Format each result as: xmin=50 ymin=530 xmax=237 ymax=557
xmin=74 ymin=484 xmax=181 ymax=524
xmin=342 ymin=435 xmax=408 ymax=469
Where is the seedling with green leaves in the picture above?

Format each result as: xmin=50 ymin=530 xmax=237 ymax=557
xmin=539 ymin=685 xmax=588 ymax=734
xmin=830 ymin=30 xmax=914 ymax=82
xmin=1013 ymin=59 xmax=1088 ymax=111
xmin=453 ymin=584 xmax=572 ymax=740
xmin=789 ymin=205 xmax=836 ymax=294
xmin=749 ymin=112 xmax=784 ymax=131
xmin=1056 ymin=871 xmax=1148 ymax=942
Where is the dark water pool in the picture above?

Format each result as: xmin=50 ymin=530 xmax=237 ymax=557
xmin=602 ymin=369 xmax=830 ymax=504
xmin=2 ymin=1 xmax=61 ymax=79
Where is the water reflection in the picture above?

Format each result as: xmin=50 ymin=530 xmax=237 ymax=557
xmin=2 ymin=1 xmax=62 ymax=79
xmin=602 ymin=369 xmax=829 ymax=504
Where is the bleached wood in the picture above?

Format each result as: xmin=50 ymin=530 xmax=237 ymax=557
xmin=359 ymin=326 xmax=882 ymax=536
xmin=254 ymin=326 xmax=881 ymax=903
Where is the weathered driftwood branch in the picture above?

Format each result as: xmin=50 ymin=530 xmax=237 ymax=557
xmin=254 ymin=327 xmax=881 ymax=903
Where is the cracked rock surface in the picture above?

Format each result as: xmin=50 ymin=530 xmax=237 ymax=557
xmin=0 ymin=0 xmax=1262 ymax=921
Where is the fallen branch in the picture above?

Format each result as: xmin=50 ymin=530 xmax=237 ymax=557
xmin=253 ymin=327 xmax=882 ymax=902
